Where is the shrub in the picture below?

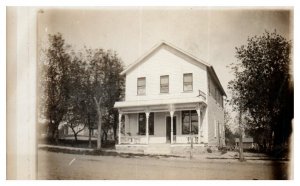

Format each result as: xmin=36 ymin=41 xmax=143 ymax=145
xmin=207 ymin=147 xmax=212 ymax=153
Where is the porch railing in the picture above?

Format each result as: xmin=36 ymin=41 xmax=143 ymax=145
xmin=120 ymin=136 xmax=146 ymax=144
xmin=175 ymin=135 xmax=203 ymax=144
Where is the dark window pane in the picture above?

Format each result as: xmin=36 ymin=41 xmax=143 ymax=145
xmin=139 ymin=113 xmax=154 ymax=135
xmin=138 ymin=113 xmax=146 ymax=135
xmin=191 ymin=122 xmax=198 ymax=134
xmin=182 ymin=110 xmax=198 ymax=134
xmin=149 ymin=113 xmax=154 ymax=135
xmin=182 ymin=122 xmax=190 ymax=134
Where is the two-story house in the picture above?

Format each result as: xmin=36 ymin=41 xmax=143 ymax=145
xmin=114 ymin=41 xmax=226 ymax=154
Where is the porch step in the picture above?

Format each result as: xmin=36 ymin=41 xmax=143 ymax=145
xmin=144 ymin=144 xmax=171 ymax=155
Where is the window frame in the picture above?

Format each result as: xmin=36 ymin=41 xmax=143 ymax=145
xmin=137 ymin=77 xmax=146 ymax=95
xmin=160 ymin=75 xmax=169 ymax=93
xmin=183 ymin=73 xmax=193 ymax=92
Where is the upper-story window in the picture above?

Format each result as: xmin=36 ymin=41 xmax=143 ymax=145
xmin=183 ymin=73 xmax=193 ymax=92
xmin=137 ymin=77 xmax=146 ymax=95
xmin=160 ymin=75 xmax=169 ymax=93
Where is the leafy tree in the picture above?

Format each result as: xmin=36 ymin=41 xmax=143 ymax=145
xmin=224 ymin=105 xmax=237 ymax=147
xmin=71 ymin=48 xmax=124 ymax=149
xmin=63 ymin=55 xmax=88 ymax=142
xmin=40 ymin=34 xmax=124 ymax=149
xmin=85 ymin=48 xmax=124 ymax=149
xmin=228 ymin=31 xmax=293 ymax=153
xmin=41 ymin=33 xmax=72 ymax=143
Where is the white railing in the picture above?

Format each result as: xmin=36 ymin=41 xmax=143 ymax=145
xmin=120 ymin=135 xmax=203 ymax=144
xmin=175 ymin=135 xmax=203 ymax=144
xmin=120 ymin=136 xmax=146 ymax=144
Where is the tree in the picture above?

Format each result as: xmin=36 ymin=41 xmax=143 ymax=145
xmin=40 ymin=34 xmax=124 ymax=148
xmin=86 ymin=49 xmax=124 ymax=149
xmin=41 ymin=33 xmax=72 ymax=143
xmin=224 ymin=105 xmax=237 ymax=147
xmin=63 ymin=54 xmax=88 ymax=142
xmin=228 ymin=30 xmax=293 ymax=154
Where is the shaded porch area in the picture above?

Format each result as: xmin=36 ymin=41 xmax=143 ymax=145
xmin=115 ymin=97 xmax=207 ymax=146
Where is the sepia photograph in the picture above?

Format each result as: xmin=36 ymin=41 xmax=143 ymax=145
xmin=6 ymin=6 xmax=294 ymax=180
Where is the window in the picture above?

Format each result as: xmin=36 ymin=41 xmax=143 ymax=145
xmin=182 ymin=111 xmax=190 ymax=135
xmin=160 ymin=75 xmax=169 ymax=93
xmin=183 ymin=73 xmax=193 ymax=91
xmin=138 ymin=113 xmax=154 ymax=135
xmin=182 ymin=110 xmax=198 ymax=134
xmin=137 ymin=77 xmax=146 ymax=95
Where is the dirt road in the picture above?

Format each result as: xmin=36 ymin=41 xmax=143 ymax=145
xmin=37 ymin=150 xmax=290 ymax=180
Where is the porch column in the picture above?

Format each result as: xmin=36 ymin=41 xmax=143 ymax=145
xmin=196 ymin=108 xmax=201 ymax=144
xmin=170 ymin=111 xmax=174 ymax=144
xmin=146 ymin=112 xmax=150 ymax=144
xmin=118 ymin=113 xmax=122 ymax=145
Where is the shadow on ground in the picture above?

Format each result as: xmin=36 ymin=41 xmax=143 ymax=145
xmin=39 ymin=146 xmax=183 ymax=159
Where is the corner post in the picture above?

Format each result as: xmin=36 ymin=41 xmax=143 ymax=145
xmin=118 ymin=113 xmax=122 ymax=145
xmin=170 ymin=110 xmax=174 ymax=144
xmin=196 ymin=108 xmax=201 ymax=144
xmin=146 ymin=112 xmax=150 ymax=144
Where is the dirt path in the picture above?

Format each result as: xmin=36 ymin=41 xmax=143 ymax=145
xmin=37 ymin=150 xmax=290 ymax=180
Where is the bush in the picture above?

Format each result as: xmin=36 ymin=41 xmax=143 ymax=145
xmin=219 ymin=147 xmax=227 ymax=155
xmin=207 ymin=147 xmax=212 ymax=153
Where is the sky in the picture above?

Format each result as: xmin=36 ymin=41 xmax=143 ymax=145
xmin=37 ymin=7 xmax=293 ymax=102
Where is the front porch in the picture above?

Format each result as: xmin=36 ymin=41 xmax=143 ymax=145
xmin=115 ymin=143 xmax=208 ymax=155
xmin=115 ymin=97 xmax=208 ymax=148
xmin=119 ymin=135 xmax=203 ymax=145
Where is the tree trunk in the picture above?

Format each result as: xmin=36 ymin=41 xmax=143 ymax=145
xmin=74 ymin=133 xmax=78 ymax=142
xmin=51 ymin=126 xmax=56 ymax=141
xmin=94 ymin=97 xmax=102 ymax=150
xmin=113 ymin=122 xmax=117 ymax=143
xmin=238 ymin=110 xmax=244 ymax=161
xmin=88 ymin=128 xmax=92 ymax=148
xmin=54 ymin=126 xmax=59 ymax=144
xmin=94 ymin=97 xmax=102 ymax=149
xmin=103 ymin=130 xmax=108 ymax=143
xmin=97 ymin=114 xmax=102 ymax=149
xmin=87 ymin=115 xmax=92 ymax=148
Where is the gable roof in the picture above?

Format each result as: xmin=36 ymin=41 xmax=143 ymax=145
xmin=121 ymin=41 xmax=226 ymax=96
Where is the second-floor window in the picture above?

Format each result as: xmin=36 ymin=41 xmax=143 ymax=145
xmin=137 ymin=77 xmax=146 ymax=95
xmin=183 ymin=73 xmax=193 ymax=92
xmin=160 ymin=75 xmax=169 ymax=93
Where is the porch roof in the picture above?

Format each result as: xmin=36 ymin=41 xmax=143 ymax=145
xmin=114 ymin=97 xmax=206 ymax=109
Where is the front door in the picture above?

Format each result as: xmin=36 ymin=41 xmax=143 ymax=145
xmin=166 ymin=116 xmax=176 ymax=143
